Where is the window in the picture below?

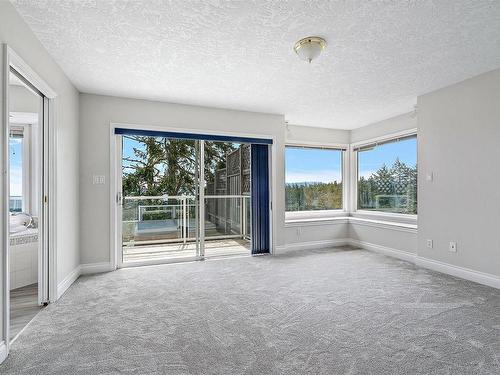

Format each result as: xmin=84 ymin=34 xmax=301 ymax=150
xmin=9 ymin=128 xmax=24 ymax=213
xmin=356 ymin=135 xmax=417 ymax=214
xmin=285 ymin=146 xmax=343 ymax=212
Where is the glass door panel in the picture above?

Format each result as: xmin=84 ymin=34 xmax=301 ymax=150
xmin=120 ymin=135 xmax=200 ymax=264
xmin=203 ymin=141 xmax=251 ymax=257
xmin=119 ymin=135 xmax=252 ymax=264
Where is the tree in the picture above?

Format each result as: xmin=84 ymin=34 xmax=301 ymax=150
xmin=373 ymin=164 xmax=394 ymax=195
xmin=391 ymin=158 xmax=411 ymax=194
xmin=122 ymin=136 xmax=235 ymax=196
xmin=285 ymin=181 xmax=343 ymax=211
xmin=358 ymin=159 xmax=417 ymax=214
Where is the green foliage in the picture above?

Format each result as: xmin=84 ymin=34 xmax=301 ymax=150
xmin=141 ymin=211 xmax=170 ymax=221
xmin=122 ymin=136 xmax=235 ymax=196
xmin=286 ymin=181 xmax=342 ymax=211
xmin=358 ymin=158 xmax=417 ymax=214
xmin=285 ymin=159 xmax=417 ymax=214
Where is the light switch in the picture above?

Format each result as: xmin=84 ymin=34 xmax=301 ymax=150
xmin=449 ymin=242 xmax=457 ymax=252
xmin=93 ymin=175 xmax=105 ymax=185
xmin=426 ymin=172 xmax=433 ymax=182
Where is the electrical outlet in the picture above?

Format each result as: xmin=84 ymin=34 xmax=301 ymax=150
xmin=426 ymin=172 xmax=433 ymax=182
xmin=449 ymin=242 xmax=457 ymax=252
xmin=426 ymin=239 xmax=433 ymax=249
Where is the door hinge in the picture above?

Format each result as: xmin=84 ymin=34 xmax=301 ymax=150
xmin=44 ymin=195 xmax=48 ymax=203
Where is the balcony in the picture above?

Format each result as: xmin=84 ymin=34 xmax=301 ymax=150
xmin=122 ymin=195 xmax=251 ymax=262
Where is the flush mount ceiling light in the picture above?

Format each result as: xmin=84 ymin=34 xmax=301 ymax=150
xmin=293 ymin=36 xmax=327 ymax=63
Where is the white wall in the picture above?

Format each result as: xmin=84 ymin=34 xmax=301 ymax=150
xmin=350 ymin=112 xmax=417 ymax=143
xmin=349 ymin=221 xmax=417 ymax=258
xmin=79 ymin=93 xmax=285 ymax=265
xmin=8 ymin=85 xmax=39 ymax=113
xmin=286 ymin=124 xmax=350 ymax=145
xmin=417 ymin=68 xmax=500 ymax=277
xmin=0 ymin=0 xmax=80 ymax=354
xmin=278 ymin=220 xmax=349 ymax=254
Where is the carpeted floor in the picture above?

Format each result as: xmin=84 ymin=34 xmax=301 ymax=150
xmin=1 ymin=247 xmax=500 ymax=374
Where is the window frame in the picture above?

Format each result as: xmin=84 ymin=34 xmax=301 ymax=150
xmin=9 ymin=124 xmax=33 ymax=213
xmin=351 ymin=129 xmax=418 ymax=222
xmin=285 ymin=141 xmax=349 ymax=222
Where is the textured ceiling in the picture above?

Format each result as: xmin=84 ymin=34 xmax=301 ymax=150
xmin=11 ymin=0 xmax=500 ymax=129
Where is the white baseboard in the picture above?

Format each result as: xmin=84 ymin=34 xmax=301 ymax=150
xmin=348 ymin=239 xmax=417 ymax=263
xmin=274 ymin=239 xmax=350 ymax=255
xmin=57 ymin=265 xmax=81 ymax=300
xmin=0 ymin=340 xmax=7 ymax=364
xmin=80 ymin=262 xmax=112 ymax=275
xmin=415 ymin=256 xmax=500 ymax=290
xmin=349 ymin=239 xmax=500 ymax=290
xmin=55 ymin=262 xmax=113 ymax=300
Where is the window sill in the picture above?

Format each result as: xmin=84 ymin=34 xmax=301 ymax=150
xmin=285 ymin=214 xmax=417 ymax=232
xmin=286 ymin=209 xmax=346 ymax=220
xmin=285 ymin=216 xmax=349 ymax=227
xmin=349 ymin=216 xmax=417 ymax=233
xmin=285 ymin=210 xmax=348 ymax=226
xmin=352 ymin=210 xmax=417 ymax=225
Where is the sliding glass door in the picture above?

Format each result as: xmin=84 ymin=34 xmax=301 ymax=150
xmin=118 ymin=133 xmax=254 ymax=266
xmin=203 ymin=141 xmax=251 ymax=258
xmin=120 ymin=136 xmax=201 ymax=263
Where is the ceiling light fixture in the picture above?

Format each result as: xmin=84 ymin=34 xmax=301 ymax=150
xmin=294 ymin=36 xmax=327 ymax=63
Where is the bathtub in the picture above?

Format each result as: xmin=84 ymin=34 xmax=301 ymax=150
xmin=9 ymin=222 xmax=38 ymax=291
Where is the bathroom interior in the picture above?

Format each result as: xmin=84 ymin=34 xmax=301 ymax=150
xmin=8 ymin=69 xmax=44 ymax=341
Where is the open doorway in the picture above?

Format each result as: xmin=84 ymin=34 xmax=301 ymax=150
xmin=8 ymin=68 xmax=48 ymax=341
xmin=114 ymin=128 xmax=272 ymax=267
xmin=119 ymin=135 xmax=251 ymax=264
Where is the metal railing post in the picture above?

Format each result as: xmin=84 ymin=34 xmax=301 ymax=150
xmin=240 ymin=196 xmax=244 ymax=238
xmin=187 ymin=201 xmax=190 ymax=240
xmin=199 ymin=141 xmax=205 ymax=257
xmin=182 ymin=197 xmax=187 ymax=244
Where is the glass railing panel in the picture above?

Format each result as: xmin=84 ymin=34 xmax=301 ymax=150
xmin=122 ymin=196 xmax=198 ymax=262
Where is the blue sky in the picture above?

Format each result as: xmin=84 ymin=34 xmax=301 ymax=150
xmin=285 ymin=138 xmax=416 ymax=183
xmin=10 ymin=138 xmax=23 ymax=196
xmin=122 ymin=137 xmax=141 ymax=169
xmin=285 ymin=147 xmax=342 ymax=183
xmin=357 ymin=138 xmax=417 ymax=178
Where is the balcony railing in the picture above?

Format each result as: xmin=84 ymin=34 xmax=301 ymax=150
xmin=122 ymin=195 xmax=250 ymax=247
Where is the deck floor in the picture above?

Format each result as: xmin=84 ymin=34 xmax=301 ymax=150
xmin=123 ymin=238 xmax=250 ymax=263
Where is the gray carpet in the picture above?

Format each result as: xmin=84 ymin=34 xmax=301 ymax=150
xmin=2 ymin=248 xmax=500 ymax=374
